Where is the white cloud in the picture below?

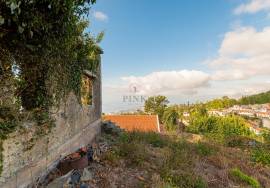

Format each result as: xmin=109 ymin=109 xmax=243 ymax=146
xmin=234 ymin=0 xmax=270 ymax=14
xmin=208 ymin=26 xmax=270 ymax=80
xmin=121 ymin=70 xmax=210 ymax=95
xmin=93 ymin=11 xmax=108 ymax=21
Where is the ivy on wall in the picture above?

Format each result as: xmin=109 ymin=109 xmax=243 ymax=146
xmin=0 ymin=0 xmax=103 ymax=175
xmin=0 ymin=0 xmax=103 ymax=143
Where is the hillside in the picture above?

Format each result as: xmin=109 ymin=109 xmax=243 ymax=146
xmin=204 ymin=91 xmax=270 ymax=110
xmin=239 ymin=91 xmax=270 ymax=105
xmin=46 ymin=123 xmax=270 ymax=188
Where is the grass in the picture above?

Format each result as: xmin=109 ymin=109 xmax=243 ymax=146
xmin=107 ymin=131 xmax=208 ymax=188
xmin=251 ymin=147 xmax=270 ymax=165
xmin=163 ymin=173 xmax=207 ymax=188
xmin=117 ymin=141 xmax=148 ymax=166
xmin=118 ymin=131 xmax=169 ymax=148
xmin=230 ymin=168 xmax=261 ymax=188
xmin=100 ymin=129 xmax=270 ymax=188
xmin=195 ymin=142 xmax=217 ymax=156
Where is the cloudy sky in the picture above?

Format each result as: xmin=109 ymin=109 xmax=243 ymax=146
xmin=89 ymin=0 xmax=270 ymax=113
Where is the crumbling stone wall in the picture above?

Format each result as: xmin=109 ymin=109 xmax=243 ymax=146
xmin=0 ymin=67 xmax=102 ymax=188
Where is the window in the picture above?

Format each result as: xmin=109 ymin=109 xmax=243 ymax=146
xmin=81 ymin=74 xmax=93 ymax=106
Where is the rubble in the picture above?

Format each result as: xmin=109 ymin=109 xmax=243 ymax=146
xmin=38 ymin=134 xmax=110 ymax=187
xmin=101 ymin=121 xmax=122 ymax=135
xmin=81 ymin=168 xmax=93 ymax=182
xmin=39 ymin=121 xmax=127 ymax=187
xmin=47 ymin=170 xmax=73 ymax=188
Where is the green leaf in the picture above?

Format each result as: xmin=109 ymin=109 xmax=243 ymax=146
xmin=0 ymin=16 xmax=4 ymax=25
xmin=18 ymin=26 xmax=24 ymax=33
xmin=96 ymin=31 xmax=104 ymax=43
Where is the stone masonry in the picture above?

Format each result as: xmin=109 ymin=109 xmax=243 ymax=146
xmin=0 ymin=65 xmax=102 ymax=188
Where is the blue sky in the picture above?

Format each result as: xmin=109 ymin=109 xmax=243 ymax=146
xmin=88 ymin=0 xmax=270 ymax=113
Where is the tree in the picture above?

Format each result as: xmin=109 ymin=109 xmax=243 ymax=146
xmin=162 ymin=107 xmax=179 ymax=131
xmin=239 ymin=91 xmax=270 ymax=105
xmin=144 ymin=95 xmax=169 ymax=120
xmin=205 ymin=96 xmax=237 ymax=110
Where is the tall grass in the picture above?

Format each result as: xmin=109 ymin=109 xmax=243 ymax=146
xmin=230 ymin=168 xmax=260 ymax=188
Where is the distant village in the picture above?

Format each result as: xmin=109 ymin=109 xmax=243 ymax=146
xmin=200 ymin=103 xmax=270 ymax=135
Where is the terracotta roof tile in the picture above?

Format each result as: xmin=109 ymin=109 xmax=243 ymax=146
xmin=103 ymin=115 xmax=160 ymax=132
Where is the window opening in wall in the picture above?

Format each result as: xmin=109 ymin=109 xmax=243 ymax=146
xmin=81 ymin=74 xmax=93 ymax=106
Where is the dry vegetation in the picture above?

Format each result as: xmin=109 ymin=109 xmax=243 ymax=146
xmin=88 ymin=130 xmax=270 ymax=188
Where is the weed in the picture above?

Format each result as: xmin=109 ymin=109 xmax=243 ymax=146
xmin=102 ymin=150 xmax=120 ymax=166
xmin=117 ymin=141 xmax=148 ymax=167
xmin=196 ymin=142 xmax=216 ymax=156
xmin=164 ymin=173 xmax=207 ymax=188
xmin=121 ymin=131 xmax=169 ymax=148
xmin=230 ymin=168 xmax=260 ymax=188
xmin=251 ymin=148 xmax=270 ymax=165
xmin=226 ymin=135 xmax=259 ymax=148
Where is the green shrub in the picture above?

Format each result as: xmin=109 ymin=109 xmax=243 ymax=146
xmin=164 ymin=173 xmax=207 ymax=188
xmin=119 ymin=131 xmax=168 ymax=148
xmin=0 ymin=121 xmax=17 ymax=139
xmin=187 ymin=115 xmax=252 ymax=143
xmin=251 ymin=148 xmax=270 ymax=165
xmin=117 ymin=141 xmax=148 ymax=166
xmin=226 ymin=136 xmax=258 ymax=148
xmin=143 ymin=132 xmax=168 ymax=147
xmin=262 ymin=130 xmax=270 ymax=144
xmin=102 ymin=150 xmax=120 ymax=166
xmin=230 ymin=168 xmax=260 ymax=188
xmin=196 ymin=142 xmax=216 ymax=156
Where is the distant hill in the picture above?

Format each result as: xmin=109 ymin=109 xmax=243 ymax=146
xmin=239 ymin=90 xmax=270 ymax=105
xmin=205 ymin=91 xmax=270 ymax=109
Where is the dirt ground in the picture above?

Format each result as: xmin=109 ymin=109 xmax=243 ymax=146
xmin=44 ymin=129 xmax=270 ymax=188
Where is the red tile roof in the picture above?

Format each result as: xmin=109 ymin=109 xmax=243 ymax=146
xmin=103 ymin=115 xmax=160 ymax=132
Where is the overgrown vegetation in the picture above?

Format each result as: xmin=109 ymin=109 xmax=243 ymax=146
xmin=144 ymin=95 xmax=169 ymax=121
xmin=163 ymin=107 xmax=180 ymax=131
xmin=0 ymin=0 xmax=102 ymax=175
xmin=239 ymin=91 xmax=270 ymax=105
xmin=251 ymin=147 xmax=270 ymax=165
xmin=204 ymin=91 xmax=270 ymax=109
xmin=187 ymin=113 xmax=252 ymax=142
xmin=205 ymin=96 xmax=238 ymax=110
xmin=0 ymin=0 xmax=102 ymax=134
xmin=104 ymin=131 xmax=208 ymax=188
xmin=99 ymin=128 xmax=270 ymax=188
xmin=230 ymin=168 xmax=261 ymax=188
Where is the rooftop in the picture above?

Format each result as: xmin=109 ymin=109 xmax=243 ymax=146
xmin=103 ymin=115 xmax=160 ymax=132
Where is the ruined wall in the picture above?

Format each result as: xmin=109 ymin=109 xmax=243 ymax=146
xmin=0 ymin=67 xmax=102 ymax=188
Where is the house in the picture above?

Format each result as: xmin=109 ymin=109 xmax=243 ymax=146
xmin=249 ymin=126 xmax=262 ymax=135
xmin=256 ymin=112 xmax=270 ymax=119
xmin=103 ymin=115 xmax=160 ymax=132
xmin=247 ymin=121 xmax=262 ymax=135
xmin=208 ymin=110 xmax=226 ymax=117
xmin=237 ymin=109 xmax=255 ymax=117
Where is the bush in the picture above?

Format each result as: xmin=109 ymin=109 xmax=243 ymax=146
xmin=196 ymin=142 xmax=216 ymax=156
xmin=251 ymin=148 xmax=270 ymax=165
xmin=230 ymin=168 xmax=260 ymax=188
xmin=117 ymin=141 xmax=148 ymax=166
xmin=226 ymin=136 xmax=258 ymax=148
xmin=119 ymin=131 xmax=168 ymax=148
xmin=163 ymin=107 xmax=179 ymax=131
xmin=262 ymin=130 xmax=270 ymax=144
xmin=164 ymin=173 xmax=207 ymax=188
xmin=102 ymin=150 xmax=120 ymax=166
xmin=187 ymin=115 xmax=252 ymax=142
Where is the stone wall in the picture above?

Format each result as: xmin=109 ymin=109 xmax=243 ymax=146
xmin=0 ymin=67 xmax=102 ymax=188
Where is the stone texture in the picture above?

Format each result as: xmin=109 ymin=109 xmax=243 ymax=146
xmin=0 ymin=65 xmax=102 ymax=188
